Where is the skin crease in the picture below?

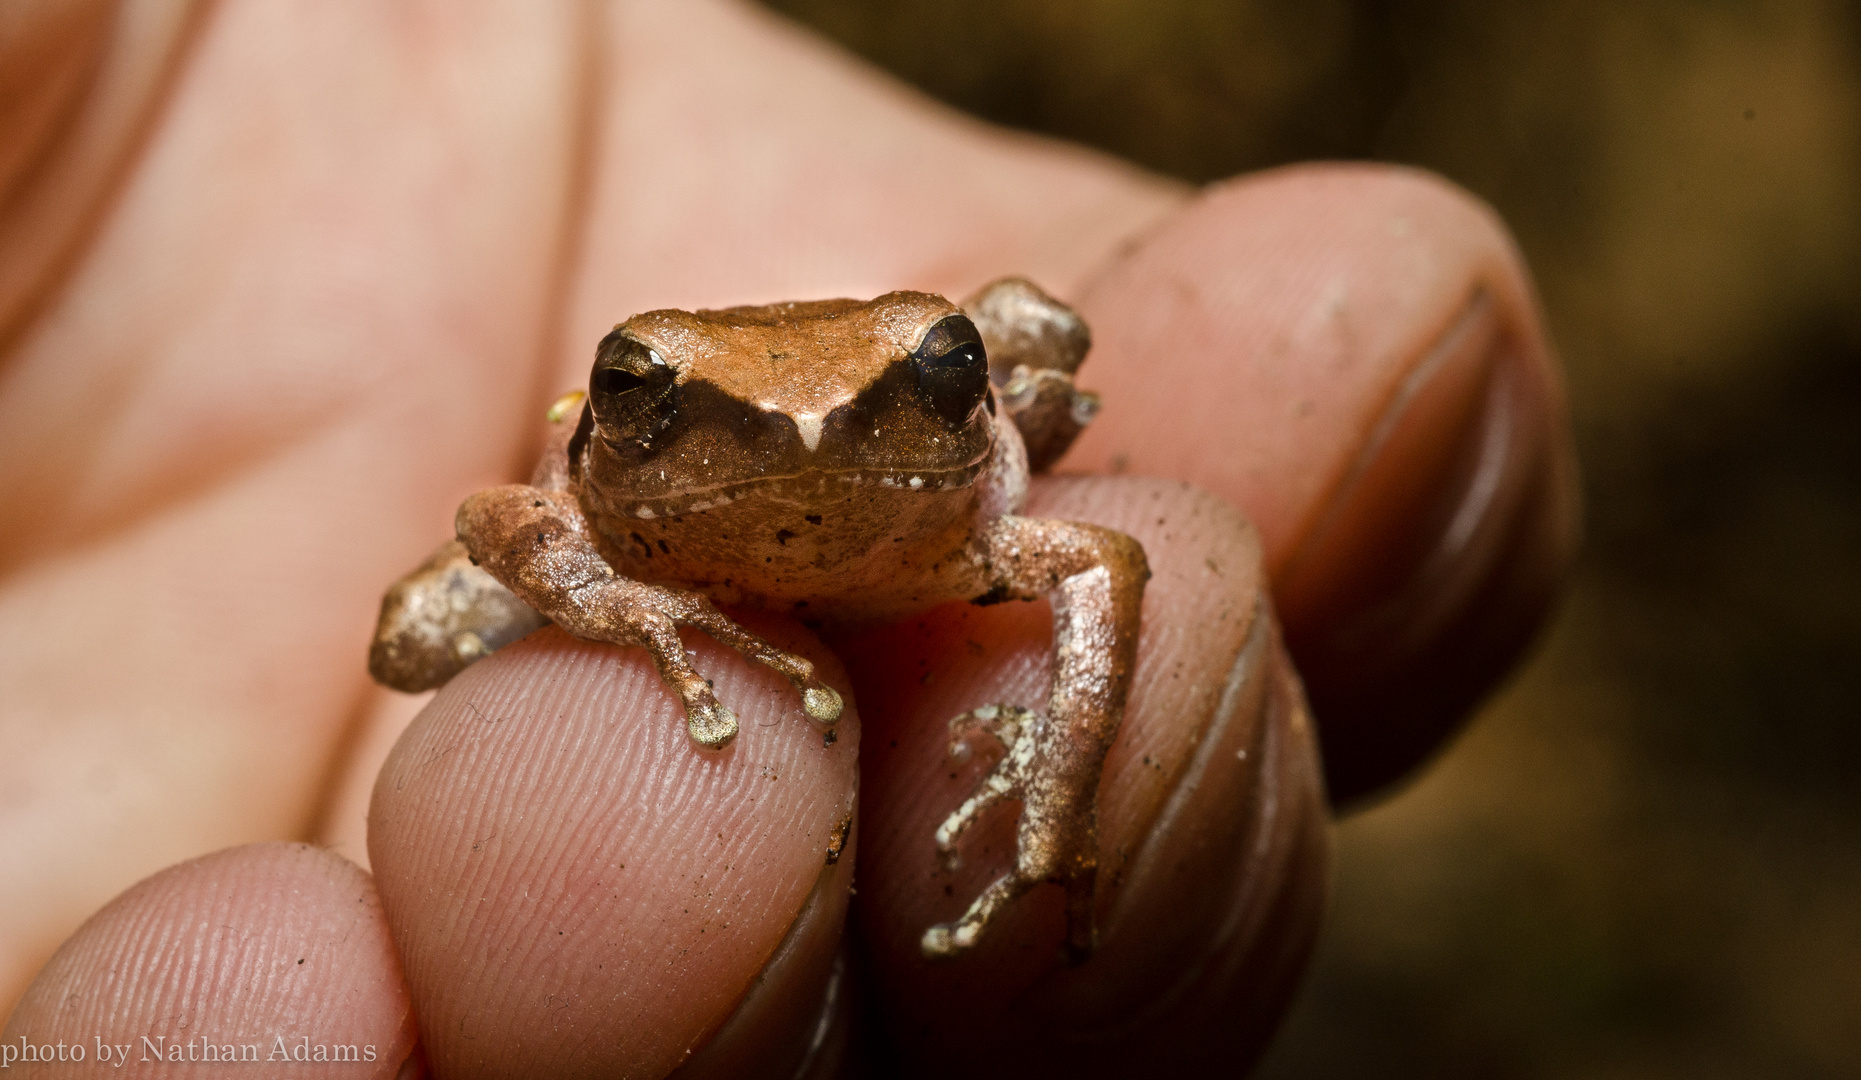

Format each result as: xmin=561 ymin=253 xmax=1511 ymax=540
xmin=0 ymin=0 xmax=1579 ymax=1076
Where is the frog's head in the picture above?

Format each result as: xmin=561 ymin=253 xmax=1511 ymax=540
xmin=576 ymin=291 xmax=997 ymax=515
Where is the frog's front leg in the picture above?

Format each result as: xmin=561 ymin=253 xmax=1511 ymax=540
xmin=923 ymin=515 xmax=1149 ymax=963
xmin=454 ymin=484 xmax=843 ymax=748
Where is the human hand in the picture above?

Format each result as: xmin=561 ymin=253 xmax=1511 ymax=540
xmin=0 ymin=1 xmax=1576 ymax=1076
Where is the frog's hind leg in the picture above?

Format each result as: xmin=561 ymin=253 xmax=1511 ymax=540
xmin=369 ymin=539 xmax=550 ymax=692
xmin=963 ymin=278 xmax=1100 ymax=472
xmin=923 ymin=516 xmax=1149 ymax=963
xmin=932 ymin=705 xmax=1037 ymax=869
xmin=922 ymin=704 xmax=1066 ymax=958
xmin=368 ymin=394 xmax=595 ymax=694
xmin=454 ymin=484 xmax=842 ymax=749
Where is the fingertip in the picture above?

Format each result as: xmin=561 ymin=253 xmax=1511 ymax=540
xmin=1072 ymin=162 xmax=1554 ymax=570
xmin=671 ymin=831 xmax=857 ymax=1080
xmin=317 ymin=687 xmax=433 ymax=870
xmin=2 ymin=843 xmax=416 ymax=1078
xmin=368 ymin=620 xmax=858 ymax=1079
xmin=842 ymin=476 xmax=1329 ymax=1074
xmin=1070 ymin=163 xmax=1579 ymax=802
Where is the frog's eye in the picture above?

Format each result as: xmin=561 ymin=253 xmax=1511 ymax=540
xmin=590 ymin=330 xmax=677 ymax=447
xmin=593 ymin=367 xmax=646 ymax=396
xmin=912 ymin=314 xmax=989 ymax=426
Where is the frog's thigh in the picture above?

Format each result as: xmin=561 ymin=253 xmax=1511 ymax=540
xmin=976 ymin=515 xmax=1149 ymax=743
xmin=368 ymin=398 xmax=583 ymax=693
xmin=369 ymin=539 xmax=549 ymax=692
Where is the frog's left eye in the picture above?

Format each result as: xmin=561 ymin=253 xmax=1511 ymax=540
xmin=912 ymin=314 xmax=989 ymax=426
xmin=590 ymin=330 xmax=678 ymax=447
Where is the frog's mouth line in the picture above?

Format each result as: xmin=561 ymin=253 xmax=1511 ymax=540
xmin=614 ymin=460 xmax=989 ymax=520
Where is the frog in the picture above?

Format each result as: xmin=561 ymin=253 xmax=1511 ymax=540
xmin=369 ymin=278 xmax=1149 ymax=962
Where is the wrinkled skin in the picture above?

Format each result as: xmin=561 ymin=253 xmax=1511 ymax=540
xmin=0 ymin=1 xmax=1577 ymax=1078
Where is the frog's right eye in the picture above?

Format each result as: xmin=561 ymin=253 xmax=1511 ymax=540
xmin=590 ymin=331 xmax=678 ymax=447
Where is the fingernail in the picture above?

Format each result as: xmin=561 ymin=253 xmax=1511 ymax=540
xmin=1273 ymin=289 xmax=1580 ymax=804
xmin=673 ymin=851 xmax=855 ymax=1080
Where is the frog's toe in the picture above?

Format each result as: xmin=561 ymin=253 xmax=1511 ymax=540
xmin=921 ymin=872 xmax=1036 ymax=960
xmin=670 ymin=601 xmax=842 ymax=731
xmin=934 ymin=706 xmax=1039 ymax=868
xmin=684 ymin=698 xmax=739 ymax=749
xmin=920 ymin=924 xmax=958 ymax=957
xmin=922 ymin=848 xmax=1098 ymax=963
xmin=761 ymin=660 xmax=841 ymax=729
xmin=948 ymin=703 xmax=1036 ymax=757
xmin=801 ymin=684 xmax=843 ymax=724
xmin=924 ymin=703 xmax=1106 ymax=961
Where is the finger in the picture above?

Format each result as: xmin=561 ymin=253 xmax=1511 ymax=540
xmin=840 ymin=475 xmax=1328 ymax=1075
xmin=0 ymin=1 xmax=587 ymax=1007
xmin=1069 ymin=164 xmax=1581 ymax=803
xmin=367 ymin=618 xmax=857 ymax=1080
xmin=552 ymin=0 xmax=1186 ymax=390
xmin=316 ymin=689 xmax=433 ymax=868
xmin=0 ymin=842 xmax=417 ymax=1078
xmin=0 ymin=0 xmax=207 ymax=338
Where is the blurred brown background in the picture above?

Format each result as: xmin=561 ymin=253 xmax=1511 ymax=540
xmin=760 ymin=1 xmax=1861 ymax=1076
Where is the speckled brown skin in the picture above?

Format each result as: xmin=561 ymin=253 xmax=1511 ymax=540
xmin=370 ymin=282 xmax=1148 ymax=959
xmin=454 ymin=483 xmax=845 ymax=750
xmin=365 ymin=408 xmax=577 ymax=694
xmin=365 ymin=540 xmax=548 ymax=692
xmin=926 ymin=514 xmax=1148 ymax=961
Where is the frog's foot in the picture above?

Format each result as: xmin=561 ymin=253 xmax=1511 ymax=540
xmin=922 ymin=704 xmax=1101 ymax=964
xmin=962 ymin=277 xmax=1097 ymax=471
xmin=604 ymin=581 xmax=843 ymax=749
xmin=654 ymin=588 xmax=844 ymax=734
xmin=932 ymin=705 xmax=1039 ymax=871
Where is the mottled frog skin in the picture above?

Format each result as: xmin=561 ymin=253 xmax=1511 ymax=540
xmin=370 ymin=278 xmax=1147 ymax=961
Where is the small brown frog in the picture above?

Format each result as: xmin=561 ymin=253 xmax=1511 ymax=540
xmin=370 ymin=279 xmax=1148 ymax=961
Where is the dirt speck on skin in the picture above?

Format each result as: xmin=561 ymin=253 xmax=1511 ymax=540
xmin=824 ymin=811 xmax=854 ymax=866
